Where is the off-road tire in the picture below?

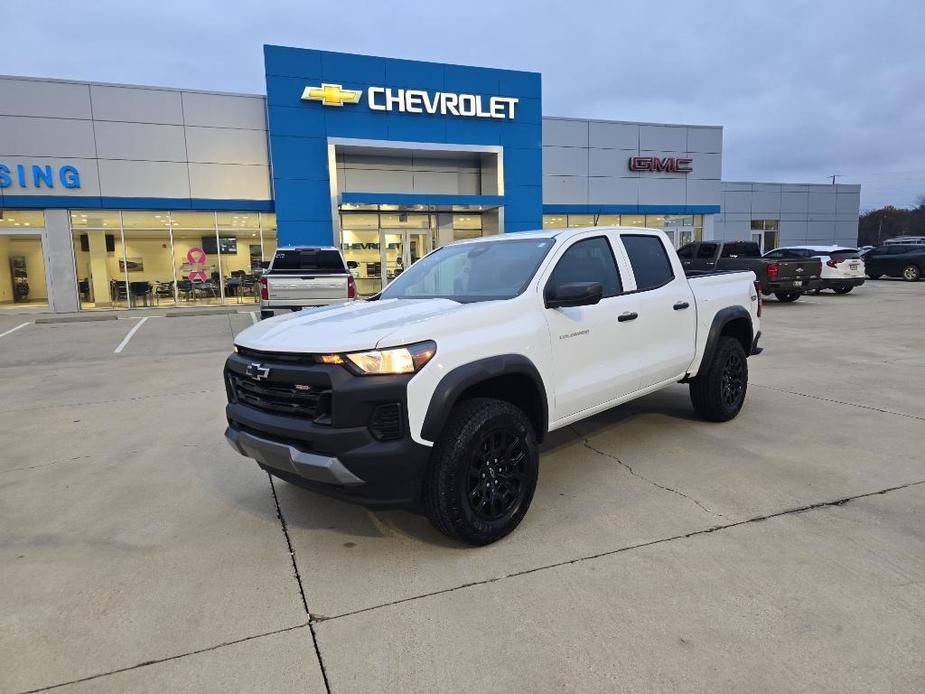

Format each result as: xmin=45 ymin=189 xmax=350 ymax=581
xmin=774 ymin=292 xmax=801 ymax=302
xmin=833 ymin=285 xmax=854 ymax=294
xmin=689 ymin=336 xmax=749 ymax=422
xmin=424 ymin=397 xmax=539 ymax=546
xmin=902 ymin=265 xmax=921 ymax=281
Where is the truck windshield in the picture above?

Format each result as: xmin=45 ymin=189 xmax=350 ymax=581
xmin=270 ymin=249 xmax=346 ymax=274
xmin=379 ymin=238 xmax=555 ymax=303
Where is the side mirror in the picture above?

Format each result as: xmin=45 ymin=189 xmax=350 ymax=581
xmin=346 ymin=260 xmax=359 ymax=269
xmin=545 ymin=282 xmax=603 ymax=309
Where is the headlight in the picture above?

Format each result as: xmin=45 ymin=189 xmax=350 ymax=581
xmin=343 ymin=341 xmax=436 ymax=375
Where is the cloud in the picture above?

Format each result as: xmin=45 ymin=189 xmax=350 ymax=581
xmin=3 ymin=0 xmax=922 ymax=208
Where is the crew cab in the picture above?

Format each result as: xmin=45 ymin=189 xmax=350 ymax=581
xmin=678 ymin=240 xmax=822 ymax=302
xmin=763 ymin=246 xmax=866 ymax=293
xmin=225 ymin=227 xmax=761 ymax=545
xmin=863 ymin=244 xmax=925 ymax=281
xmin=259 ymin=246 xmax=357 ymax=319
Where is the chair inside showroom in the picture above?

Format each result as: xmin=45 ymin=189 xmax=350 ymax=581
xmin=193 ymin=280 xmax=217 ymax=300
xmin=128 ymin=281 xmax=152 ymax=307
xmin=176 ymin=279 xmax=193 ymax=301
xmin=110 ymin=280 xmax=128 ymax=303
xmin=154 ymin=281 xmax=175 ymax=304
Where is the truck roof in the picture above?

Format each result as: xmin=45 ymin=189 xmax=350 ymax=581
xmin=448 ymin=225 xmax=667 ymax=245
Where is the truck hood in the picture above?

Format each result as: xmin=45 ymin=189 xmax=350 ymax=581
xmin=235 ymin=299 xmax=465 ymax=354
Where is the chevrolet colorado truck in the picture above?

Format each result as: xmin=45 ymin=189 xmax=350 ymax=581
xmin=225 ymin=227 xmax=762 ymax=545
xmin=259 ymin=246 xmax=357 ymax=319
xmin=678 ymin=240 xmax=822 ymax=302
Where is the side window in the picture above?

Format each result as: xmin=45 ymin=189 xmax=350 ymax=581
xmin=548 ymin=237 xmax=622 ymax=297
xmin=622 ymin=234 xmax=675 ymax=291
xmin=696 ymin=243 xmax=718 ymax=259
xmin=764 ymin=250 xmax=785 ymax=259
xmin=677 ymin=244 xmax=695 ymax=259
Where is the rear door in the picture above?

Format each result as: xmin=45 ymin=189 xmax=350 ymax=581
xmin=618 ymin=232 xmax=696 ymax=389
xmin=542 ymin=235 xmax=642 ymax=420
xmin=266 ymin=249 xmax=349 ymax=302
xmin=685 ymin=242 xmax=719 ymax=273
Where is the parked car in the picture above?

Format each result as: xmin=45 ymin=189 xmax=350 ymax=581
xmin=763 ymin=246 xmax=865 ymax=294
xmin=863 ymin=244 xmax=925 ymax=281
xmin=225 ymin=226 xmax=762 ymax=545
xmin=678 ymin=240 xmax=822 ymax=302
xmin=259 ymin=246 xmax=357 ymax=319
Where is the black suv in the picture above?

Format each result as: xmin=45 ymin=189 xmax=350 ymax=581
xmin=864 ymin=245 xmax=925 ymax=281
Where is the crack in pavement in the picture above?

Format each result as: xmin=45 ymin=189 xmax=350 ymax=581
xmin=752 ymin=383 xmax=925 ymax=422
xmin=313 ymin=479 xmax=925 ymax=625
xmin=267 ymin=472 xmax=333 ymax=694
xmin=572 ymin=428 xmax=731 ymax=522
xmin=16 ymin=622 xmax=310 ymax=694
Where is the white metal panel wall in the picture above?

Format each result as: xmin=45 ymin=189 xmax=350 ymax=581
xmin=713 ymin=182 xmax=861 ymax=246
xmin=0 ymin=76 xmax=271 ymax=202
xmin=541 ymin=116 xmax=723 ymax=208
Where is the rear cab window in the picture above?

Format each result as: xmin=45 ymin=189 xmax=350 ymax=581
xmin=621 ymin=234 xmax=675 ymax=290
xmin=720 ymin=242 xmax=761 ymax=258
xmin=269 ymin=249 xmax=347 ymax=274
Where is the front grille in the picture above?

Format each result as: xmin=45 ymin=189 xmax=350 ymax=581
xmin=229 ymin=372 xmax=331 ymax=423
xmin=236 ymin=346 xmax=318 ymax=365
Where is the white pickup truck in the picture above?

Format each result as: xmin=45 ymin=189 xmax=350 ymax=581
xmin=259 ymin=246 xmax=356 ymax=319
xmin=225 ymin=227 xmax=762 ymax=545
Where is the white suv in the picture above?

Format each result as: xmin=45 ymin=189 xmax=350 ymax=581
xmin=764 ymin=246 xmax=865 ymax=294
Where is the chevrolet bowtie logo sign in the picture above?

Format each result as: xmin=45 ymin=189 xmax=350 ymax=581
xmin=301 ymin=83 xmax=363 ymax=107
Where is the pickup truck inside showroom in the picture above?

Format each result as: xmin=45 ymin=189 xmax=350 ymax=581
xmin=224 ymin=227 xmax=762 ymax=545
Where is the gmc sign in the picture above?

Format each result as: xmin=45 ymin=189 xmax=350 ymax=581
xmin=628 ymin=156 xmax=693 ymax=173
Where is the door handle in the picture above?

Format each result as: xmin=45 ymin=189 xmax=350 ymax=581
xmin=673 ymin=301 xmax=690 ymax=310
xmin=618 ymin=311 xmax=638 ymax=322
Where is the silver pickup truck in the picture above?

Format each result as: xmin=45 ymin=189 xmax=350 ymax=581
xmin=259 ymin=246 xmax=357 ymax=319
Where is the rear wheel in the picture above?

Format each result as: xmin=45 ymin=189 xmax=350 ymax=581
xmin=833 ymin=285 xmax=854 ymax=294
xmin=774 ymin=292 xmax=801 ymax=302
xmin=690 ymin=336 xmax=749 ymax=422
xmin=902 ymin=265 xmax=921 ymax=281
xmin=424 ymin=398 xmax=539 ymax=546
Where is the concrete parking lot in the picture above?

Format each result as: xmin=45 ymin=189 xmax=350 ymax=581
xmin=1 ymin=281 xmax=924 ymax=693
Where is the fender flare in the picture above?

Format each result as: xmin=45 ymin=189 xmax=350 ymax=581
xmin=695 ymin=306 xmax=754 ymax=377
xmin=420 ymin=354 xmax=549 ymax=443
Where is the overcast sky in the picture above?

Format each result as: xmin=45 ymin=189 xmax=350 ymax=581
xmin=5 ymin=0 xmax=923 ymax=210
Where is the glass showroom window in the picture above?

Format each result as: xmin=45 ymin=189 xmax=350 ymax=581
xmin=0 ymin=210 xmax=48 ymax=309
xmin=452 ymin=213 xmax=482 ymax=242
xmin=70 ymin=209 xmax=278 ymax=309
xmin=340 ymin=212 xmax=382 ymax=297
xmin=543 ymin=215 xmax=566 ymax=229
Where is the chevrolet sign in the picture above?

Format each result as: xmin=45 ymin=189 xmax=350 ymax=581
xmin=301 ymin=82 xmax=519 ymax=120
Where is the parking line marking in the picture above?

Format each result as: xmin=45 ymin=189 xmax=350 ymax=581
xmin=113 ymin=317 xmax=149 ymax=354
xmin=0 ymin=322 xmax=30 ymax=339
xmin=250 ymin=311 xmax=258 ymax=325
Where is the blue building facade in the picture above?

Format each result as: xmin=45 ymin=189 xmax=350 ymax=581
xmin=264 ymin=45 xmax=544 ymax=246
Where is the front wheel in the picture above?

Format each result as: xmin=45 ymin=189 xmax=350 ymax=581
xmin=902 ymin=265 xmax=921 ymax=281
xmin=832 ymin=285 xmax=854 ymax=294
xmin=689 ymin=336 xmax=749 ymax=422
xmin=424 ymin=398 xmax=539 ymax=546
xmin=774 ymin=292 xmax=801 ymax=302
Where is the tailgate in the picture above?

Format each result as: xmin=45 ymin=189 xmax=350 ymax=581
xmin=266 ymin=273 xmax=348 ymax=301
xmin=776 ymin=259 xmax=820 ymax=281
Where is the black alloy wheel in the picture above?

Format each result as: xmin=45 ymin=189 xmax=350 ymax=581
xmin=721 ymin=351 xmax=746 ymax=409
xmin=467 ymin=428 xmax=529 ymax=522
xmin=774 ymin=292 xmax=801 ymax=302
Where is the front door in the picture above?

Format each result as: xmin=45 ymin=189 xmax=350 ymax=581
xmin=542 ymin=234 xmax=642 ymax=421
xmin=381 ymin=229 xmax=432 ymax=286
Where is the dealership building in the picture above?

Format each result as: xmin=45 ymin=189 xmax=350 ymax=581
xmin=0 ymin=45 xmax=861 ymax=313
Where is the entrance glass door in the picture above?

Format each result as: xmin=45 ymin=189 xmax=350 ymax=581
xmin=382 ymin=229 xmax=431 ymax=286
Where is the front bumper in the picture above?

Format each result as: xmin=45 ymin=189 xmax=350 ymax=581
xmin=224 ymin=351 xmax=431 ymax=507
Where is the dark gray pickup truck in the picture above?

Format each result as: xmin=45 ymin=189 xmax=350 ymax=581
xmin=678 ymin=241 xmax=822 ymax=302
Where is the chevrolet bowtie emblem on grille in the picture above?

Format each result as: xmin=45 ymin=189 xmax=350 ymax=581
xmin=246 ymin=362 xmax=271 ymax=380
xmin=301 ymin=83 xmax=362 ymax=107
